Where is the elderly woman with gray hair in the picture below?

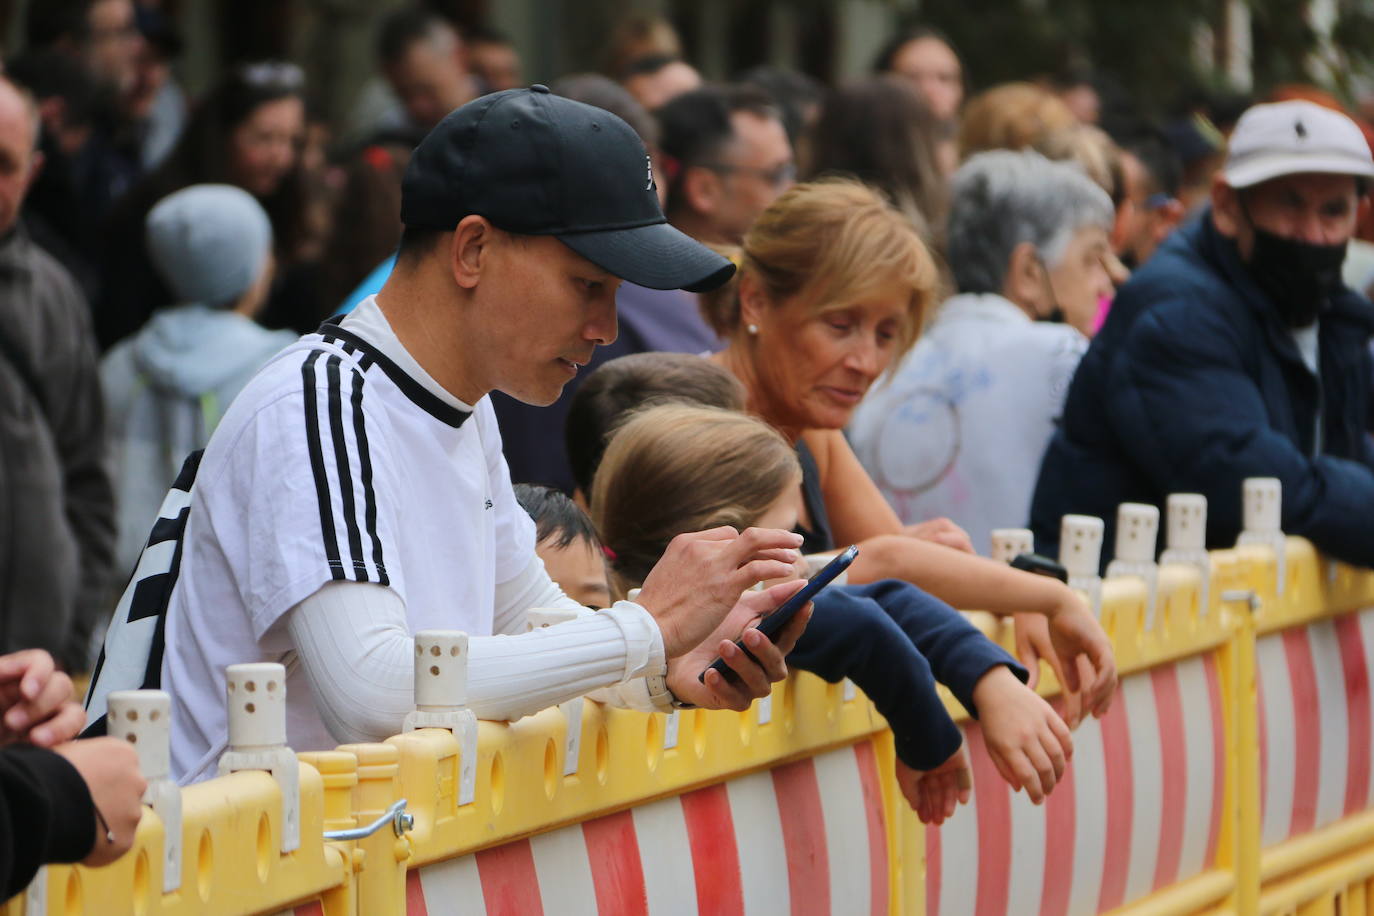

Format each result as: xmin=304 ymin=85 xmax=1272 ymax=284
xmin=849 ymin=149 xmax=1115 ymax=553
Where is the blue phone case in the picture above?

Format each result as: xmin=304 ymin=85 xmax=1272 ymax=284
xmin=698 ymin=544 xmax=859 ymax=685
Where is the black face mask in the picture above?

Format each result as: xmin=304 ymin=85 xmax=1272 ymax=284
xmin=1244 ymin=224 xmax=1348 ymax=328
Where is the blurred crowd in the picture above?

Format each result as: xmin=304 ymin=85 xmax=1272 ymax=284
xmin=5 ymin=0 xmax=1374 ymax=671
xmin=4 ymin=0 xmax=1374 ymax=882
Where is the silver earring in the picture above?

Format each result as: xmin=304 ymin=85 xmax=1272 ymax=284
xmin=747 ymin=323 xmax=759 ymax=335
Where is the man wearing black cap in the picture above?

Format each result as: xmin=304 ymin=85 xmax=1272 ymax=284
xmin=158 ymin=87 xmax=809 ymax=782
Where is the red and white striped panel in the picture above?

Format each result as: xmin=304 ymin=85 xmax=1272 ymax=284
xmin=1257 ymin=607 xmax=1374 ymax=849
xmin=405 ymin=739 xmax=890 ymax=915
xmin=926 ymin=654 xmax=1226 ymax=916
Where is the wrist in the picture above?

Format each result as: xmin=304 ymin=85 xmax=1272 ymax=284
xmin=971 ymin=664 xmax=1020 ymax=709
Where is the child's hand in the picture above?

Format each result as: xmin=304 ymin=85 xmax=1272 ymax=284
xmin=972 ymin=666 xmax=1073 ymax=805
xmin=1013 ymin=612 xmax=1084 ymax=728
xmin=896 ymin=744 xmax=972 ymax=825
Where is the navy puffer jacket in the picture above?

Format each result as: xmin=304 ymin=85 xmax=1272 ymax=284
xmin=1030 ymin=209 xmax=1374 ymax=567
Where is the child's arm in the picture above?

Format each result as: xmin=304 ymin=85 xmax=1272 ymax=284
xmin=804 ymin=429 xmax=1116 ymax=717
xmin=785 ymin=589 xmax=962 ymax=772
xmin=856 ymin=580 xmax=1073 ymax=804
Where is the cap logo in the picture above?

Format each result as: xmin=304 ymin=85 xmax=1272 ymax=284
xmin=1295 ymin=119 xmax=1308 ymax=140
xmin=645 ymin=155 xmax=654 ymax=192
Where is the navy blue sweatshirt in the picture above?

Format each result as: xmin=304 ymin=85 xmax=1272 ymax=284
xmin=787 ymin=580 xmax=1027 ymax=770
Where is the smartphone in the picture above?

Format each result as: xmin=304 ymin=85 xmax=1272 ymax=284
xmin=1010 ymin=551 xmax=1069 ymax=583
xmin=699 ymin=544 xmax=859 ymax=685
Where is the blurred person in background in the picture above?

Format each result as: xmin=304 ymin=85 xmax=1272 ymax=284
xmin=1106 ymin=122 xmax=1187 ymax=269
xmin=656 ymin=85 xmax=795 ymax=245
xmin=21 ymin=0 xmax=145 ymax=254
xmin=620 ymin=53 xmax=701 ymax=112
xmin=699 ymin=178 xmax=1117 ymax=717
xmin=809 ymin=75 xmax=949 ymax=246
xmin=491 ymin=74 xmax=722 ymax=492
xmin=873 ymin=26 xmax=964 ymax=174
xmin=465 ymin=26 xmax=522 ymax=94
xmin=375 ymin=7 xmax=478 ymax=133
xmin=1033 ymin=123 xmax=1132 ymax=309
xmin=128 ymin=2 xmax=185 ymax=170
xmin=1267 ymin=86 xmax=1374 ymax=298
xmin=25 ymin=0 xmax=143 ymax=104
xmin=97 ymin=61 xmax=312 ymax=348
xmin=959 ymin=82 xmax=1077 ymax=160
xmin=604 ymin=14 xmax=682 ymax=81
xmin=849 ymin=151 xmax=1114 ymax=552
xmin=101 ymin=185 xmax=296 ymax=582
xmin=1031 ymin=101 xmax=1374 ymax=565
xmin=5 ymin=50 xmax=104 ymax=300
xmin=321 ymin=138 xmax=412 ymax=314
xmin=0 ymin=76 xmax=113 ymax=673
xmin=1048 ymin=64 xmax=1102 ymax=125
xmin=736 ymin=66 xmax=824 ymax=171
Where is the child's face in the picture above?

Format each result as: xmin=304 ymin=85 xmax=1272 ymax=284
xmin=538 ymin=536 xmax=612 ymax=609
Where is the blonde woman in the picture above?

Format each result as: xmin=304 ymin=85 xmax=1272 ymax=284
xmin=699 ymin=179 xmax=1117 ymax=737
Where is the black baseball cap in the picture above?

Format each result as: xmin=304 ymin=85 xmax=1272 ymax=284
xmin=401 ymin=84 xmax=735 ymax=293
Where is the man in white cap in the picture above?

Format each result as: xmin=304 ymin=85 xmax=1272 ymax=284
xmin=1030 ymin=99 xmax=1374 ymax=564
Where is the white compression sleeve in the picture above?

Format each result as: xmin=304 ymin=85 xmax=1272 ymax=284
xmin=286 ymin=580 xmax=668 ymax=743
xmin=493 ymin=556 xmax=671 ymax=712
xmin=491 ymin=554 xmax=594 ymax=634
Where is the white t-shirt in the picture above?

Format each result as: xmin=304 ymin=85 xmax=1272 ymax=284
xmin=163 ymin=296 xmax=538 ymax=780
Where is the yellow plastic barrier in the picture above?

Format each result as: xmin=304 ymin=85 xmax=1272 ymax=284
xmin=12 ymin=534 xmax=1374 ymax=915
xmin=2 ymin=762 xmax=352 ymax=916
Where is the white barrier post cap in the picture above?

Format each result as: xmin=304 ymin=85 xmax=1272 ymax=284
xmin=1059 ymin=514 xmax=1105 ymax=578
xmin=107 ymin=689 xmax=171 ymax=782
xmin=414 ymin=630 xmax=469 ymax=710
xmin=1114 ymin=503 xmax=1160 ymax=563
xmin=1243 ymin=478 xmax=1282 ymax=534
xmin=1166 ymin=494 xmax=1207 ymax=551
xmin=225 ymin=663 xmax=287 ymax=749
xmin=990 ymin=528 xmax=1034 ymax=564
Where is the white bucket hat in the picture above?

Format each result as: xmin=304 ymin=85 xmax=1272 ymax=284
xmin=1223 ymin=100 xmax=1374 ymax=189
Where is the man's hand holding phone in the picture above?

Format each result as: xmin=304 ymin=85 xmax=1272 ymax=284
xmin=665 ymin=579 xmax=812 ymax=711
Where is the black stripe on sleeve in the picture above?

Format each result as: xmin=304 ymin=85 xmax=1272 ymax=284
xmin=302 ymin=351 xmax=346 ymax=580
xmin=326 ymin=355 xmax=368 ymax=581
xmin=349 ymin=362 xmax=389 ymax=585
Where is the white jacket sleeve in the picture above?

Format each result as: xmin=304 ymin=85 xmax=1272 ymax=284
xmin=286 ymin=579 xmax=668 ymax=744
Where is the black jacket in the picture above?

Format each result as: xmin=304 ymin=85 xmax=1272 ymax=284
xmin=0 ymin=225 xmax=115 ymax=669
xmin=0 ymin=744 xmax=97 ymax=897
xmin=1030 ymin=210 xmax=1374 ymax=566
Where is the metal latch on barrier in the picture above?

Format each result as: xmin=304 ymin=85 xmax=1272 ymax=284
xmin=1221 ymin=589 xmax=1261 ymax=613
xmin=323 ymin=798 xmax=414 ymax=841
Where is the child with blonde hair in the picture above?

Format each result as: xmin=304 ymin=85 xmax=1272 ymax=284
xmin=590 ymin=403 xmax=1073 ymax=822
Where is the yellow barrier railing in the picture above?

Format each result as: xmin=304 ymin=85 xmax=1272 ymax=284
xmin=11 ymin=493 xmax=1374 ymax=915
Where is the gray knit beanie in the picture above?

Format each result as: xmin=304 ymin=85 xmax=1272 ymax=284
xmin=145 ymin=184 xmax=274 ymax=308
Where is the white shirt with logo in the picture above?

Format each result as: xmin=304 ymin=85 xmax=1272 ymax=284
xmin=163 ymin=296 xmax=538 ymax=779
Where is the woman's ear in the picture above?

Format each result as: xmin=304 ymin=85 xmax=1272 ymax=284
xmin=1003 ymin=240 xmax=1047 ymax=318
xmin=738 ymin=270 xmax=768 ymax=330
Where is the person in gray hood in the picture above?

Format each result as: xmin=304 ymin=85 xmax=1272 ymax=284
xmin=102 ymin=184 xmax=295 ymax=580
